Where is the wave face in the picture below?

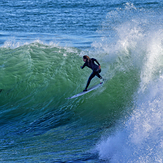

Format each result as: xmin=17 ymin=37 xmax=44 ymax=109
xmin=0 ymin=39 xmax=139 ymax=161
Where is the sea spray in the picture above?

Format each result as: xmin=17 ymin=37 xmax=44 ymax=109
xmin=96 ymin=76 xmax=163 ymax=163
xmin=94 ymin=2 xmax=163 ymax=162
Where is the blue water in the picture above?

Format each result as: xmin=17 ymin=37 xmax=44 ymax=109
xmin=1 ymin=0 xmax=163 ymax=162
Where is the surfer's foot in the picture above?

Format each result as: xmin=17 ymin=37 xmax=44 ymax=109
xmin=101 ymin=78 xmax=106 ymax=82
xmin=0 ymin=89 xmax=3 ymax=93
xmin=83 ymin=89 xmax=87 ymax=92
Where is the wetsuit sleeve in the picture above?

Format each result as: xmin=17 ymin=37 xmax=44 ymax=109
xmin=92 ymin=58 xmax=100 ymax=66
xmin=81 ymin=63 xmax=86 ymax=69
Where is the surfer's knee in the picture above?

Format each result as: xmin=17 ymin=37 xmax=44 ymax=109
xmin=89 ymin=73 xmax=95 ymax=81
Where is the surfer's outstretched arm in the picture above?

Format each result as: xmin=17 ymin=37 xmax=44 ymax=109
xmin=81 ymin=63 xmax=86 ymax=69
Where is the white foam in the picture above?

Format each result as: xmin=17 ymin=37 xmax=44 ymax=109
xmin=139 ymin=30 xmax=163 ymax=92
xmin=96 ymin=76 xmax=163 ymax=162
xmin=95 ymin=3 xmax=163 ymax=162
xmin=1 ymin=39 xmax=59 ymax=49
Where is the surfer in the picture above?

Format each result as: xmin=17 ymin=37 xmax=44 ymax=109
xmin=81 ymin=55 xmax=103 ymax=92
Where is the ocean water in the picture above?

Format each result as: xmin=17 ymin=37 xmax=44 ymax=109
xmin=0 ymin=0 xmax=163 ymax=162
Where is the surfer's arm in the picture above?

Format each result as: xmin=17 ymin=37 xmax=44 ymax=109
xmin=93 ymin=58 xmax=101 ymax=68
xmin=94 ymin=59 xmax=100 ymax=65
xmin=81 ymin=63 xmax=86 ymax=69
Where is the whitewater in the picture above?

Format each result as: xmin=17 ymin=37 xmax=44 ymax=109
xmin=95 ymin=3 xmax=163 ymax=163
xmin=0 ymin=0 xmax=163 ymax=162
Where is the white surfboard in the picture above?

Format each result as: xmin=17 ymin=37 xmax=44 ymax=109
xmin=66 ymin=82 xmax=103 ymax=99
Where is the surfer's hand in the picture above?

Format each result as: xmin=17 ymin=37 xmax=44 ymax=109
xmin=80 ymin=66 xmax=83 ymax=69
xmin=99 ymin=65 xmax=101 ymax=69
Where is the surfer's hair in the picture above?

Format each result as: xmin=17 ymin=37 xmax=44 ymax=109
xmin=83 ymin=55 xmax=90 ymax=62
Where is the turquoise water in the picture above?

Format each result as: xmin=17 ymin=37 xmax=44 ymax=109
xmin=1 ymin=0 xmax=163 ymax=162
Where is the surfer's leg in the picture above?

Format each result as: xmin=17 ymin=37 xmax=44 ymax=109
xmin=84 ymin=72 xmax=96 ymax=91
xmin=96 ymin=73 xmax=102 ymax=79
xmin=96 ymin=69 xmax=102 ymax=79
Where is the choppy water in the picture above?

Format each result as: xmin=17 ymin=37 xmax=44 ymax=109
xmin=1 ymin=0 xmax=163 ymax=162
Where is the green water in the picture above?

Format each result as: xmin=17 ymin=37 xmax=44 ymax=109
xmin=0 ymin=42 xmax=140 ymax=162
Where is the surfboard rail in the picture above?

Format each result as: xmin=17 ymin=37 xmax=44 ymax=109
xmin=66 ymin=82 xmax=103 ymax=99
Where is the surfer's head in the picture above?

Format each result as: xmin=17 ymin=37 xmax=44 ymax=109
xmin=83 ymin=55 xmax=90 ymax=62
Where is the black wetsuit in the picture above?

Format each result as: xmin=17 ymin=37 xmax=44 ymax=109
xmin=81 ymin=58 xmax=102 ymax=90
